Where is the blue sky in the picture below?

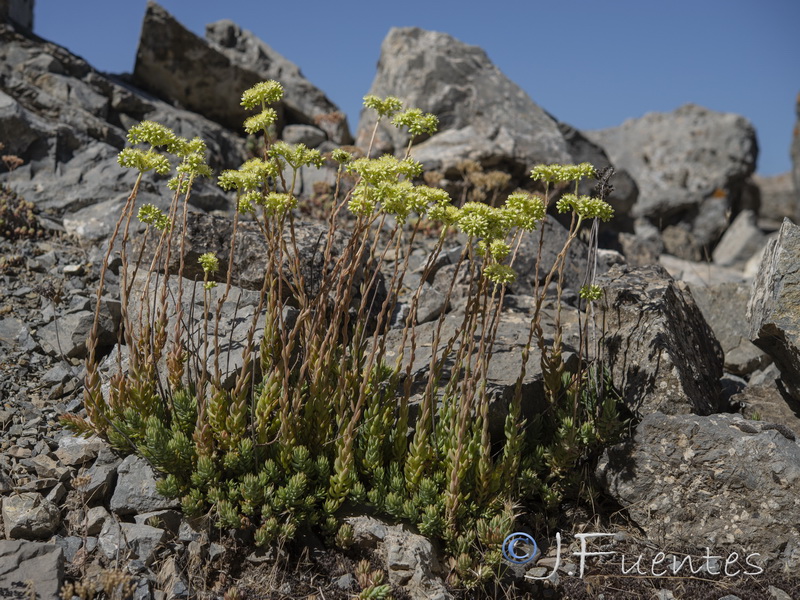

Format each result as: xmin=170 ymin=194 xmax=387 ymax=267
xmin=35 ymin=1 xmax=798 ymax=176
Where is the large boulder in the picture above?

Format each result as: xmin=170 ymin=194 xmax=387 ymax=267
xmin=596 ymin=412 xmax=800 ymax=570
xmin=585 ymin=104 xmax=757 ymax=253
xmin=356 ymin=27 xmax=571 ymax=178
xmin=205 ymin=20 xmax=352 ymax=145
xmin=751 ymin=172 xmax=798 ymax=228
xmin=0 ymin=0 xmax=32 ymax=30
xmin=0 ymin=22 xmax=245 ymax=229
xmin=747 ymin=218 xmax=800 ymax=394
xmin=133 ymin=2 xmax=351 ymax=144
xmin=598 ymin=264 xmax=724 ymax=416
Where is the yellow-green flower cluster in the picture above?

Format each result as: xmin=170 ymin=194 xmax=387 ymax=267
xmin=269 ymin=142 xmax=323 ymax=170
xmin=363 ymin=95 xmax=403 ymax=118
xmin=530 ymin=162 xmax=596 ymax=184
xmin=261 ymin=192 xmax=297 ymax=217
xmin=391 ymin=108 xmax=438 ymax=136
xmin=477 ymin=239 xmax=511 ymax=262
xmin=199 ymin=252 xmax=219 ymax=275
xmin=241 ymin=80 xmax=284 ymax=109
xmin=199 ymin=253 xmax=219 ymax=288
xmin=168 ymin=136 xmax=207 ymax=159
xmin=244 ymin=108 xmax=278 ymax=135
xmin=117 ymin=148 xmax=171 ymax=175
xmin=556 ymin=194 xmax=614 ymax=221
xmin=137 ymin=204 xmax=171 ymax=231
xmin=427 ymin=197 xmax=460 ymax=226
xmin=503 ymin=192 xmax=546 ymax=231
xmin=457 ymin=202 xmax=508 ymax=240
xmin=330 ymin=148 xmax=353 ymax=164
xmin=347 ymin=155 xmax=423 ymax=185
xmin=579 ymin=284 xmax=603 ymax=301
xmin=218 ymin=159 xmax=278 ymax=192
xmin=126 ymin=121 xmax=177 ymax=148
xmin=484 ymin=263 xmax=516 ymax=285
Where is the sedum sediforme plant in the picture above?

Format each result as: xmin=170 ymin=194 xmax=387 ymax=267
xmin=64 ymin=80 xmax=626 ymax=589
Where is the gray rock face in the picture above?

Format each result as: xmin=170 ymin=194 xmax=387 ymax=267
xmin=747 ymin=218 xmax=800 ymax=394
xmin=133 ymin=2 xmax=264 ymax=133
xmin=205 ymin=19 xmax=352 ymax=145
xmin=0 ymin=541 xmax=64 ymax=600
xmin=734 ymin=380 xmax=800 ymax=438
xmin=383 ymin=298 xmax=581 ymax=440
xmin=110 ymin=455 xmax=178 ymax=516
xmin=689 ymin=282 xmax=770 ymax=376
xmin=99 ymin=519 xmax=167 ymax=566
xmin=507 ymin=216 xmax=593 ymax=298
xmin=356 ymin=27 xmax=570 ymax=176
xmin=36 ymin=298 xmax=120 ymax=359
xmin=598 ymin=265 xmax=724 ymax=416
xmin=2 ymin=492 xmax=61 ymax=540
xmin=0 ymin=22 xmax=245 ymax=228
xmin=596 ymin=412 xmax=800 ymax=570
xmin=133 ymin=3 xmax=351 ymax=144
xmin=346 ymin=516 xmax=452 ymax=600
xmin=751 ymin=172 xmax=798 ymax=227
xmin=658 ymin=254 xmax=747 ymax=287
xmin=0 ymin=0 xmax=32 ymax=30
xmin=585 ymin=104 xmax=757 ymax=249
xmin=712 ymin=209 xmax=766 ymax=267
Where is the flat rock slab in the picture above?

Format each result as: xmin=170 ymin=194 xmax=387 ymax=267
xmin=0 ymin=540 xmax=64 ymax=600
xmin=689 ymin=281 xmax=770 ymax=377
xmin=596 ymin=412 xmax=800 ymax=570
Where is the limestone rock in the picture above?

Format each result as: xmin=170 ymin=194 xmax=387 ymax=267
xmin=0 ymin=541 xmax=64 ymax=600
xmin=747 ymin=218 xmax=800 ymax=394
xmin=346 ymin=516 xmax=452 ymax=600
xmin=658 ymin=254 xmax=747 ymax=287
xmin=507 ymin=216 xmax=593 ymax=298
xmin=0 ymin=22 xmax=244 ymax=228
xmin=98 ymin=519 xmax=167 ymax=566
xmin=596 ymin=412 xmax=800 ymax=570
xmin=689 ymin=282 xmax=770 ymax=376
xmin=2 ymin=492 xmax=61 ymax=540
xmin=133 ymin=2 xmax=267 ymax=132
xmin=712 ymin=209 xmax=767 ymax=267
xmin=734 ymin=380 xmax=800 ymax=437
xmin=598 ymin=265 xmax=724 ymax=416
xmin=110 ymin=455 xmax=178 ymax=516
xmin=205 ymin=19 xmax=352 ymax=144
xmin=751 ymin=172 xmax=798 ymax=228
xmin=585 ymin=104 xmax=757 ymax=248
xmin=356 ymin=27 xmax=570 ymax=178
xmin=0 ymin=0 xmax=33 ymax=30
xmin=383 ymin=298 xmax=581 ymax=440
